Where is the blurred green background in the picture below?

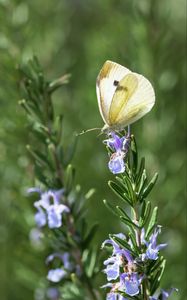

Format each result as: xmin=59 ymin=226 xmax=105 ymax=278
xmin=0 ymin=0 xmax=186 ymax=299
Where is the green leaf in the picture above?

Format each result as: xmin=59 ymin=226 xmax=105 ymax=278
xmin=148 ymin=256 xmax=164 ymax=274
xmin=146 ymin=207 xmax=158 ymax=238
xmin=142 ymin=172 xmax=158 ymax=198
xmin=26 ymin=144 xmax=52 ymax=169
xmin=108 ymin=180 xmax=133 ymax=206
xmin=48 ymin=74 xmax=71 ymax=93
xmin=150 ymin=259 xmax=166 ymax=294
xmin=85 ymin=188 xmax=95 ymax=200
xmin=34 ymin=164 xmax=49 ymax=186
xmin=130 ymin=135 xmax=138 ymax=174
xmin=63 ymin=134 xmax=78 ymax=167
xmin=137 ymin=169 xmax=147 ymax=197
xmin=139 ymin=201 xmax=151 ymax=227
xmin=120 ymin=216 xmax=140 ymax=230
xmin=54 ymin=114 xmax=63 ymax=143
xmin=128 ymin=232 xmax=139 ymax=253
xmin=116 ymin=206 xmax=131 ymax=220
xmin=136 ymin=157 xmax=145 ymax=185
xmin=158 ymin=259 xmax=166 ymax=281
xmin=83 ymin=223 xmax=99 ymax=248
xmin=115 ymin=176 xmax=129 ymax=194
xmin=82 ymin=249 xmax=98 ymax=278
xmin=112 ymin=235 xmax=136 ymax=256
xmin=123 ymin=175 xmax=136 ymax=204
xmin=64 ymin=164 xmax=75 ymax=193
xmin=103 ymin=200 xmax=119 ymax=217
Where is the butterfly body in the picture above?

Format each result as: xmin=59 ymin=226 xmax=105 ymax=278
xmin=96 ymin=60 xmax=155 ymax=131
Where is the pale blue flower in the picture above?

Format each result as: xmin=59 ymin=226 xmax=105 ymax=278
xmin=108 ymin=153 xmax=126 ymax=174
xmin=103 ymin=255 xmax=123 ymax=281
xmin=102 ymin=234 xmax=134 ymax=281
xmin=47 ymin=268 xmax=66 ymax=282
xmin=104 ymin=132 xmax=128 ymax=153
xmin=28 ymin=188 xmax=70 ymax=229
xmin=145 ymin=226 xmax=167 ymax=260
xmin=119 ymin=272 xmax=142 ymax=296
xmin=34 ymin=207 xmax=47 ymax=227
xmin=104 ymin=132 xmax=129 ymax=174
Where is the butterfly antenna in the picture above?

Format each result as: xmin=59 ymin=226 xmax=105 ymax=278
xmin=76 ymin=128 xmax=101 ymax=136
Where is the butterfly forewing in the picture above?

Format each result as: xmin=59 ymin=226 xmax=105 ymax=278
xmin=109 ymin=73 xmax=138 ymax=125
xmin=96 ymin=60 xmax=130 ymax=125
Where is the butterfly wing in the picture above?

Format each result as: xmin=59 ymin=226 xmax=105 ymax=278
xmin=109 ymin=73 xmax=138 ymax=124
xmin=109 ymin=72 xmax=155 ymax=128
xmin=96 ymin=60 xmax=130 ymax=125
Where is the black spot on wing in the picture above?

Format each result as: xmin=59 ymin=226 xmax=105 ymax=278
xmin=113 ymin=80 xmax=119 ymax=86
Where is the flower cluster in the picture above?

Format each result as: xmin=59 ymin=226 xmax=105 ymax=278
xmin=102 ymin=234 xmax=142 ymax=299
xmin=28 ymin=188 xmax=77 ymax=287
xmin=140 ymin=226 xmax=167 ymax=261
xmin=101 ymin=228 xmax=172 ymax=300
xmin=28 ymin=188 xmax=70 ymax=229
xmin=104 ymin=132 xmax=130 ymax=174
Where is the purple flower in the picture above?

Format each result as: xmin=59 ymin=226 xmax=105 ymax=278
xmin=161 ymin=288 xmax=178 ymax=299
xmin=119 ymin=272 xmax=141 ymax=296
xmin=34 ymin=207 xmax=47 ymax=227
xmin=108 ymin=152 xmax=126 ymax=174
xmin=46 ymin=252 xmax=73 ymax=271
xmin=107 ymin=292 xmax=127 ymax=300
xmin=47 ymin=268 xmax=66 ymax=282
xmin=28 ymin=188 xmax=70 ymax=229
xmin=142 ymin=226 xmax=167 ymax=261
xmin=102 ymin=234 xmax=128 ymax=255
xmin=101 ymin=283 xmax=127 ymax=300
xmin=104 ymin=132 xmax=128 ymax=153
xmin=104 ymin=132 xmax=130 ymax=174
xmin=46 ymin=287 xmax=60 ymax=300
xmin=102 ymin=233 xmax=142 ymax=298
xmin=149 ymin=288 xmax=178 ymax=299
xmin=103 ymin=255 xmax=123 ymax=281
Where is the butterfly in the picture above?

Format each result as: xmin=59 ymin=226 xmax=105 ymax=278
xmin=96 ymin=60 xmax=155 ymax=132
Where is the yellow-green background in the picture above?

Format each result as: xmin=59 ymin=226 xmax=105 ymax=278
xmin=0 ymin=0 xmax=186 ymax=299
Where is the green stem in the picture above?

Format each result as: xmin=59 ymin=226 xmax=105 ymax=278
xmin=133 ymin=206 xmax=141 ymax=247
xmin=132 ymin=206 xmax=149 ymax=300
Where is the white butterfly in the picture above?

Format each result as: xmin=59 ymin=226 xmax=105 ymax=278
xmin=96 ymin=60 xmax=155 ymax=131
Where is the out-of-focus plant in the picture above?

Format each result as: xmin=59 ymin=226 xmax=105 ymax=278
xmin=19 ymin=57 xmax=100 ymax=300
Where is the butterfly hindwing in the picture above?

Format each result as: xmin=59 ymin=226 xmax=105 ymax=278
xmin=109 ymin=73 xmax=138 ymax=125
xmin=114 ymin=73 xmax=155 ymax=127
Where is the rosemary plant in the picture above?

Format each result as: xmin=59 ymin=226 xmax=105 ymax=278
xmin=18 ymin=57 xmax=177 ymax=300
xmin=101 ymin=129 xmax=177 ymax=300
xmin=19 ymin=57 xmax=100 ymax=300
